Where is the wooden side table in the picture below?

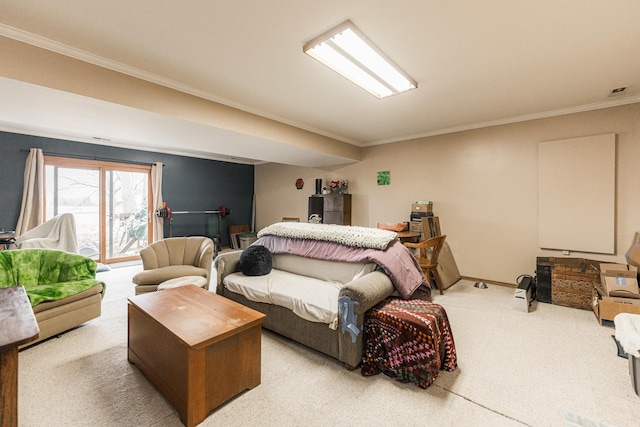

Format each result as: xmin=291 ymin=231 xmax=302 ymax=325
xmin=397 ymin=231 xmax=421 ymax=243
xmin=0 ymin=286 xmax=40 ymax=427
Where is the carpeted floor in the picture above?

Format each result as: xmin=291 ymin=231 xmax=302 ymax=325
xmin=17 ymin=263 xmax=640 ymax=426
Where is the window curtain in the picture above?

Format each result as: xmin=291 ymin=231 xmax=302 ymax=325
xmin=151 ymin=162 xmax=164 ymax=242
xmin=15 ymin=148 xmax=45 ymax=236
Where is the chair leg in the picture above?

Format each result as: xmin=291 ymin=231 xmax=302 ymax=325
xmin=427 ymin=267 xmax=444 ymax=295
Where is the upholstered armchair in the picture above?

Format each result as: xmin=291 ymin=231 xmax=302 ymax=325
xmin=132 ymin=236 xmax=214 ymax=295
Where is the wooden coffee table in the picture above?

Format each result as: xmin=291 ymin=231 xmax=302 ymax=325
xmin=127 ymin=285 xmax=265 ymax=427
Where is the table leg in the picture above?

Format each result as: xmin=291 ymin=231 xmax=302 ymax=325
xmin=0 ymin=347 xmax=19 ymax=427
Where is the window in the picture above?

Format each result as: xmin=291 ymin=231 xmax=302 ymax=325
xmin=45 ymin=156 xmax=152 ymax=263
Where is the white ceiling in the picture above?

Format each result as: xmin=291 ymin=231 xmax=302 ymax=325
xmin=1 ymin=1 xmax=640 ymax=166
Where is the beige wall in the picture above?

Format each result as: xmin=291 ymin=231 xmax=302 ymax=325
xmin=255 ymin=103 xmax=640 ymax=285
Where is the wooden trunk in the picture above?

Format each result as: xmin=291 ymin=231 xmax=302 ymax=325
xmin=537 ymin=257 xmax=600 ymax=310
xmin=127 ymin=286 xmax=265 ymax=426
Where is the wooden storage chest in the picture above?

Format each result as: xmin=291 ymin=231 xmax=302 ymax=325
xmin=536 ymin=257 xmax=600 ymax=310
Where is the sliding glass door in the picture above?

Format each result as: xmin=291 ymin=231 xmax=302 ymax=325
xmin=45 ymin=165 xmax=100 ymax=257
xmin=105 ymin=169 xmax=150 ymax=259
xmin=45 ymin=157 xmax=152 ymax=264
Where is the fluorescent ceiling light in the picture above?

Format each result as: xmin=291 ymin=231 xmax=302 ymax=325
xmin=303 ymin=20 xmax=417 ymax=99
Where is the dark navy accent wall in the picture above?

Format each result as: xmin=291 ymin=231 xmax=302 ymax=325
xmin=0 ymin=131 xmax=254 ymax=247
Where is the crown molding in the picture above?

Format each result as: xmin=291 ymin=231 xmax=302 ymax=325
xmin=368 ymin=94 xmax=640 ymax=146
xmin=3 ymin=24 xmax=639 ymax=150
xmin=0 ymin=24 xmax=249 ymax=108
xmin=0 ymin=24 xmax=359 ymax=146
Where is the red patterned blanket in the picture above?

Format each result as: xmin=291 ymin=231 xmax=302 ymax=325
xmin=361 ymin=298 xmax=457 ymax=389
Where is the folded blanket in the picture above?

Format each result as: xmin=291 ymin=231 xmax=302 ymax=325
xmin=257 ymin=222 xmax=397 ymax=250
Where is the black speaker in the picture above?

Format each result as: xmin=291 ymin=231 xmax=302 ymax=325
xmin=315 ymin=179 xmax=322 ymax=195
xmin=536 ymin=258 xmax=552 ymax=303
xmin=308 ymin=196 xmax=323 ymax=223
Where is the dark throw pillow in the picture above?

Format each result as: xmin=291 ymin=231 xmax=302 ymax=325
xmin=239 ymin=245 xmax=273 ymax=276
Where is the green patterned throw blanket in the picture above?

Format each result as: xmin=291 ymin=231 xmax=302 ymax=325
xmin=0 ymin=249 xmax=105 ymax=307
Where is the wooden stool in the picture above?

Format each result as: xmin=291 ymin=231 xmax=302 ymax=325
xmin=361 ymin=298 xmax=457 ymax=389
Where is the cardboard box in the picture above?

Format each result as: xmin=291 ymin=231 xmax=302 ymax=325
xmin=409 ymin=221 xmax=423 ymax=233
xmin=592 ymin=286 xmax=640 ymax=327
xmin=421 ymin=216 xmax=441 ymax=238
xmin=436 ymin=241 xmax=461 ymax=290
xmin=411 ymin=202 xmax=433 ymax=213
xmin=599 ymin=263 xmax=639 ymax=299
xmin=626 ymin=231 xmax=640 ymax=268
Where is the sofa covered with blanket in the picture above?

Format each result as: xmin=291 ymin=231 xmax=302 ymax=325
xmin=0 ymin=248 xmax=105 ymax=346
xmin=215 ymin=222 xmax=429 ymax=368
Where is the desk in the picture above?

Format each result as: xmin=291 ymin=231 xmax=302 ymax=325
xmin=397 ymin=231 xmax=421 ymax=243
xmin=0 ymin=286 xmax=40 ymax=427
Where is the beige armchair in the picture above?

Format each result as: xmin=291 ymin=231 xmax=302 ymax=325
xmin=132 ymin=236 xmax=214 ymax=295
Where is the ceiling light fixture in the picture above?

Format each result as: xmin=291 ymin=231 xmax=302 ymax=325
xmin=303 ymin=20 xmax=417 ymax=99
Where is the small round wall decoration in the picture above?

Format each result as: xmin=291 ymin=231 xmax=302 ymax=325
xmin=295 ymin=178 xmax=304 ymax=190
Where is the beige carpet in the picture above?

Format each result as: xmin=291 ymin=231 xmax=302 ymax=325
xmin=17 ymin=264 xmax=640 ymax=426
